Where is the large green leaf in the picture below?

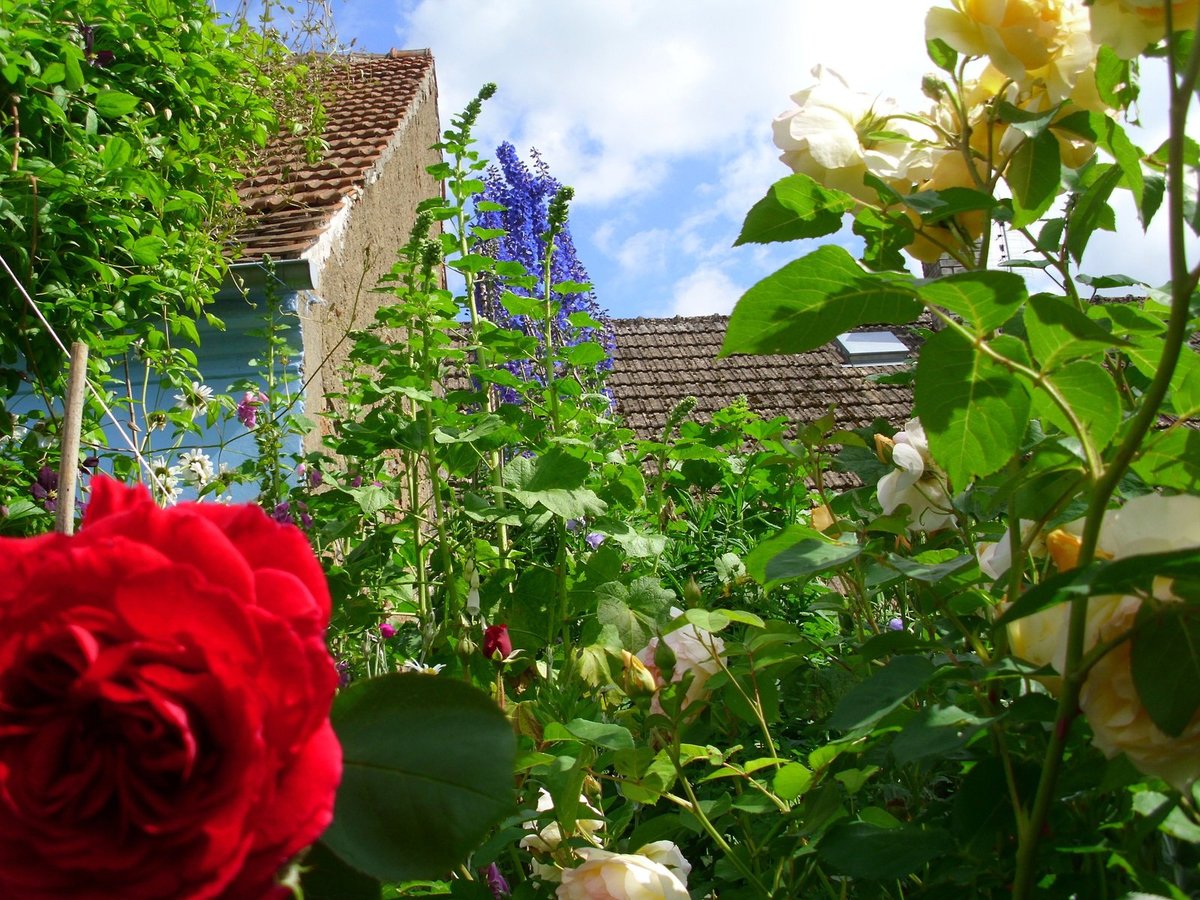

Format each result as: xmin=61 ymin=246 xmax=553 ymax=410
xmin=721 ymin=245 xmax=921 ymax=356
xmin=828 ymin=656 xmax=937 ymax=732
xmin=916 ymin=270 xmax=1027 ymax=335
xmin=1133 ymin=428 xmax=1200 ymax=491
xmin=915 ymin=330 xmax=1032 ymax=485
xmin=1007 ymin=130 xmax=1061 ymax=228
xmin=1024 ymin=293 xmax=1121 ymax=370
xmin=819 ymin=822 xmax=950 ymax=879
xmin=1131 ymin=604 xmax=1200 ymax=737
xmin=1054 ymin=109 xmax=1145 ymax=212
xmin=744 ymin=524 xmax=862 ymax=589
xmin=734 ymin=173 xmax=855 ymax=245
xmin=1032 ymin=359 xmax=1121 ymax=449
xmin=303 ymin=842 xmax=381 ymax=900
xmin=322 ymin=674 xmax=516 ymax=883
xmin=891 ymin=704 xmax=989 ymax=766
xmin=595 ymin=577 xmax=675 ymax=650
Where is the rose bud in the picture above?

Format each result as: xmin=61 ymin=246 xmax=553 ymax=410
xmin=483 ymin=624 xmax=512 ymax=662
xmin=620 ymin=649 xmax=659 ymax=698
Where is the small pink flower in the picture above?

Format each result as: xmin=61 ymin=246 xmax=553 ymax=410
xmin=378 ymin=622 xmax=397 ymax=639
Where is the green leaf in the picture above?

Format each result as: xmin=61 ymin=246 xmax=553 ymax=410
xmin=996 ymin=547 xmax=1200 ymax=627
xmin=1066 ymin=164 xmax=1122 ymax=264
xmin=563 ymin=718 xmax=635 ymax=750
xmin=1133 ymin=428 xmax=1200 ymax=491
xmin=926 ymin=38 xmax=957 ymax=73
xmin=562 ymin=341 xmax=607 ymax=366
xmin=128 ymin=234 xmax=166 ymax=266
xmin=499 ymin=291 xmax=543 ymax=318
xmin=721 ymin=245 xmax=920 ymax=356
xmin=916 ymin=270 xmax=1027 ymax=335
xmin=904 ymin=186 xmax=1000 ymax=225
xmin=99 ymin=135 xmax=133 ymax=171
xmin=819 ymin=822 xmax=949 ymax=879
xmin=997 ymin=100 xmax=1063 ymax=138
xmin=595 ymin=577 xmax=675 ymax=650
xmin=915 ymin=330 xmax=1032 ymax=485
xmin=891 ymin=705 xmax=988 ymax=766
xmin=1094 ymin=46 xmax=1136 ymax=109
xmin=773 ymin=762 xmax=813 ymax=801
xmin=828 ymin=656 xmax=936 ymax=732
xmin=1007 ymin=130 xmax=1061 ymax=229
xmin=1024 ymin=293 xmax=1121 ymax=369
xmin=1032 ymin=359 xmax=1120 ymax=449
xmin=853 ymin=206 xmax=910 ymax=272
xmin=95 ymin=90 xmax=141 ymax=117
xmin=303 ymin=842 xmax=382 ymax=900
xmin=734 ymin=173 xmax=855 ymax=245
xmin=744 ymin=524 xmax=862 ymax=589
xmin=63 ymin=52 xmax=84 ymax=92
xmin=1131 ymin=604 xmax=1200 ymax=738
xmin=1054 ymin=110 xmax=1146 ymax=216
xmin=323 ymin=674 xmax=516 ymax=883
xmin=505 ymin=449 xmax=588 ymax=492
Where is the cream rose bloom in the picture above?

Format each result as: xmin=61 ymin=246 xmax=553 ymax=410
xmin=636 ymin=607 xmax=726 ymax=712
xmin=876 ymin=420 xmax=955 ymax=533
xmin=557 ymin=848 xmax=689 ymax=900
xmin=773 ymin=66 xmax=937 ymax=203
xmin=1089 ymin=0 xmax=1200 ymax=59
xmin=1000 ymin=494 xmax=1200 ymax=788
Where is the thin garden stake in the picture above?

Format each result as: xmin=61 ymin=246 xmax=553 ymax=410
xmin=55 ymin=341 xmax=89 ymax=535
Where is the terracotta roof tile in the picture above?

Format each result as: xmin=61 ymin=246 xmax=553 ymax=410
xmin=608 ymin=315 xmax=916 ymax=488
xmin=229 ymin=50 xmax=435 ymax=261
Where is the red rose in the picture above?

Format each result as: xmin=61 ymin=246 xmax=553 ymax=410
xmin=482 ymin=624 xmax=512 ymax=662
xmin=0 ymin=477 xmax=342 ymax=899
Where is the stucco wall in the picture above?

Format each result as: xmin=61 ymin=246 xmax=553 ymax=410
xmin=299 ymin=63 xmax=442 ymax=454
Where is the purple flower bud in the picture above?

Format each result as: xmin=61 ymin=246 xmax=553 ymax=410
xmin=336 ymin=659 xmax=352 ymax=688
xmin=585 ymin=532 xmax=605 ymax=550
xmin=565 ymin=518 xmax=583 ymax=533
xmin=887 ymin=617 xmax=905 ymax=631
xmin=480 ymin=862 xmax=510 ymax=898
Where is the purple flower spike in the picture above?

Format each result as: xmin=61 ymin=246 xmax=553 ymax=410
xmin=585 ymin=532 xmax=605 ymax=550
xmin=888 ymin=617 xmax=905 ymax=631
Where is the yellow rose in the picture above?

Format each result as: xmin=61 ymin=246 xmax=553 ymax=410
xmin=1080 ymin=602 xmax=1200 ymax=791
xmin=1089 ymin=0 xmax=1200 ymax=59
xmin=1002 ymin=494 xmax=1200 ymax=788
xmin=927 ymin=0 xmax=1092 ymax=90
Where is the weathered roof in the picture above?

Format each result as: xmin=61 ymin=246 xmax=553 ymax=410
xmin=608 ymin=315 xmax=915 ymax=441
xmin=231 ymin=49 xmax=435 ymax=261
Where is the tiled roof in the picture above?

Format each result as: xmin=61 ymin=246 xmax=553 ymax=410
xmin=231 ymin=49 xmax=435 ymax=260
xmin=608 ymin=315 xmax=914 ymax=440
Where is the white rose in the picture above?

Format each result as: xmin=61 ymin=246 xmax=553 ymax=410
xmin=772 ymin=66 xmax=936 ymax=202
xmin=876 ymin=420 xmax=955 ymax=534
xmin=556 ymin=849 xmax=689 ymax=900
xmin=635 ymin=841 xmax=692 ymax=886
xmin=520 ymin=787 xmax=605 ymax=855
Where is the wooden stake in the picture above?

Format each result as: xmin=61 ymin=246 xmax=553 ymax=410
xmin=55 ymin=341 xmax=89 ymax=535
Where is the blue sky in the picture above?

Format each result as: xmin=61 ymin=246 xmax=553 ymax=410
xmin=246 ymin=0 xmax=1182 ymax=321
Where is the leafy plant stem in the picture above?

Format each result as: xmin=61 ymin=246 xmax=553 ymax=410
xmin=668 ymin=741 xmax=774 ymax=897
xmin=1013 ymin=26 xmax=1200 ymax=898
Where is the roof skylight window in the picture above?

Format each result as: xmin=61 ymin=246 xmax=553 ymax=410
xmin=835 ymin=331 xmax=909 ymax=366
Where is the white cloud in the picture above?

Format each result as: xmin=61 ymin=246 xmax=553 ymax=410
xmin=668 ymin=267 xmax=743 ymax=317
xmin=397 ymin=0 xmax=930 ymax=206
